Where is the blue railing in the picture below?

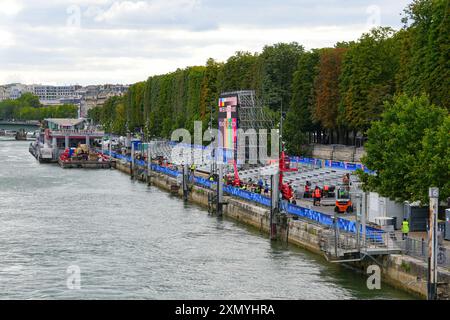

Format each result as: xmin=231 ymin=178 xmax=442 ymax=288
xmin=151 ymin=164 xmax=179 ymax=177
xmin=190 ymin=171 xmax=379 ymax=238
xmin=194 ymin=176 xmax=214 ymax=189
xmin=223 ymin=185 xmax=272 ymax=207
xmin=289 ymin=156 xmax=372 ymax=173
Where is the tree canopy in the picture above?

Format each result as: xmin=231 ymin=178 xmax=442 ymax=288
xmin=0 ymin=93 xmax=77 ymax=121
xmin=359 ymin=94 xmax=449 ymax=203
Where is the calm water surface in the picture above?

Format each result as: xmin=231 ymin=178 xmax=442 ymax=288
xmin=0 ymin=139 xmax=414 ymax=299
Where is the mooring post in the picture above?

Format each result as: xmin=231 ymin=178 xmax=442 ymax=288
xmin=131 ymin=141 xmax=135 ymax=179
xmin=428 ymin=187 xmax=439 ymax=300
xmin=216 ymin=163 xmax=223 ymax=216
xmin=147 ymin=142 xmax=152 ymax=185
xmin=182 ymin=163 xmax=189 ymax=202
xmin=355 ymin=193 xmax=362 ymax=252
xmin=270 ymin=173 xmax=279 ymax=240
xmin=108 ymin=133 xmax=112 ymax=167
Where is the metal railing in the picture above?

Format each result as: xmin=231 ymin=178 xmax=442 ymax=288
xmin=401 ymin=236 xmax=449 ymax=269
xmin=322 ymin=229 xmax=450 ymax=269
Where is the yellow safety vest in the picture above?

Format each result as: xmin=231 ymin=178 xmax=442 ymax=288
xmin=402 ymin=220 xmax=410 ymax=234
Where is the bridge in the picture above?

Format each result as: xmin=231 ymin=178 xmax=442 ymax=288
xmin=0 ymin=121 xmax=40 ymax=132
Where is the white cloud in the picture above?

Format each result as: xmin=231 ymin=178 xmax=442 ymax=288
xmin=0 ymin=23 xmax=370 ymax=85
xmin=0 ymin=0 xmax=23 ymax=16
xmin=94 ymin=0 xmax=201 ymax=25
xmin=0 ymin=0 xmax=411 ymax=85
xmin=0 ymin=29 xmax=15 ymax=47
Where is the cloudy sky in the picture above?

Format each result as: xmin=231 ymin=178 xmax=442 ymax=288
xmin=0 ymin=0 xmax=410 ymax=86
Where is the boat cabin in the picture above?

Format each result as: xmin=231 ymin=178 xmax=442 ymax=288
xmin=34 ymin=118 xmax=104 ymax=159
xmin=43 ymin=118 xmax=86 ymax=131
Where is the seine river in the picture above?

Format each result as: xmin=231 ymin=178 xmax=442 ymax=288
xmin=0 ymin=139 xmax=414 ymax=299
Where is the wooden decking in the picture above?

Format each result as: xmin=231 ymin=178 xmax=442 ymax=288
xmin=58 ymin=159 xmax=112 ymax=169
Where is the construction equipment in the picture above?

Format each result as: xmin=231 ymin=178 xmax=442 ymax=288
xmin=334 ymin=185 xmax=353 ymax=214
xmin=279 ymin=150 xmax=297 ymax=200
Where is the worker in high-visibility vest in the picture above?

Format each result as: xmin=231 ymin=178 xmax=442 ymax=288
xmin=402 ymin=218 xmax=410 ymax=240
xmin=313 ymin=186 xmax=322 ymax=206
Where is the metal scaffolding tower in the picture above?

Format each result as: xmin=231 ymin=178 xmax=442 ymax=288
xmin=221 ymin=90 xmax=274 ymax=166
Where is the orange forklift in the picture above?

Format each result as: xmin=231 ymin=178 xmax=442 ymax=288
xmin=334 ymin=185 xmax=354 ymax=214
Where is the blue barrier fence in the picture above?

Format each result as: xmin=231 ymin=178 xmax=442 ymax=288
xmin=289 ymin=156 xmax=372 ymax=173
xmin=151 ymin=164 xmax=179 ymax=177
xmin=187 ymin=171 xmax=380 ymax=238
xmin=193 ymin=176 xmax=214 ymax=189
xmin=223 ymin=185 xmax=272 ymax=207
xmin=104 ymin=150 xmax=381 ymax=239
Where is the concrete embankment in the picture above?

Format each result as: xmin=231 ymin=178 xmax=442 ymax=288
xmin=115 ymin=160 xmax=449 ymax=299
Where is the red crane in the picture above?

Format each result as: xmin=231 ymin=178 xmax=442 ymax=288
xmin=279 ymin=149 xmax=297 ymax=200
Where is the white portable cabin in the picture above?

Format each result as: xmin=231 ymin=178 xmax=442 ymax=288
xmin=367 ymin=192 xmax=404 ymax=230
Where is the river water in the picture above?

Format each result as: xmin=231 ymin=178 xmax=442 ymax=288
xmin=0 ymin=139 xmax=414 ymax=299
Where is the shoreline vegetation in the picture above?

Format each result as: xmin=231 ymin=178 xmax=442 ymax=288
xmin=0 ymin=93 xmax=78 ymax=121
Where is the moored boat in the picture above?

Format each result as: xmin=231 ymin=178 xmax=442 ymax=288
xmin=15 ymin=129 xmax=27 ymax=141
xmin=58 ymin=144 xmax=112 ymax=169
xmin=29 ymin=118 xmax=105 ymax=163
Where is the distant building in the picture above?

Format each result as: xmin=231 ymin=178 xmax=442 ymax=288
xmin=34 ymin=85 xmax=77 ymax=101
xmin=0 ymin=86 xmax=8 ymax=101
xmin=80 ymin=84 xmax=129 ymax=117
xmin=0 ymin=83 xmax=129 ymax=117
xmin=0 ymin=84 xmax=34 ymax=100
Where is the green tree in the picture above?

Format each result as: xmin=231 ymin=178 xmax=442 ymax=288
xmin=259 ymin=42 xmax=304 ymax=111
xmin=399 ymin=0 xmax=449 ymax=109
xmin=359 ymin=94 xmax=448 ymax=202
xmin=217 ymin=51 xmax=259 ymax=92
xmin=200 ymin=58 xmax=222 ymax=129
xmin=18 ymin=93 xmax=41 ymax=108
xmin=284 ymin=50 xmax=320 ymax=154
xmin=0 ymin=93 xmax=76 ymax=120
xmin=313 ymin=47 xmax=347 ymax=143
xmin=411 ymin=115 xmax=450 ymax=202
xmin=340 ymin=27 xmax=400 ymax=132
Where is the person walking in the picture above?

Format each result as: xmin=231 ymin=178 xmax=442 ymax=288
xmin=402 ymin=218 xmax=410 ymax=240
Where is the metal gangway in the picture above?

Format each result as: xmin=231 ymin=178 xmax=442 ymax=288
xmin=321 ymin=228 xmax=404 ymax=263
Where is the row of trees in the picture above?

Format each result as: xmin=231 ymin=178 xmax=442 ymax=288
xmin=90 ymin=0 xmax=448 ymax=152
xmin=89 ymin=42 xmax=303 ymax=138
xmin=89 ymin=0 xmax=449 ymax=202
xmin=0 ymin=93 xmax=78 ymax=121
